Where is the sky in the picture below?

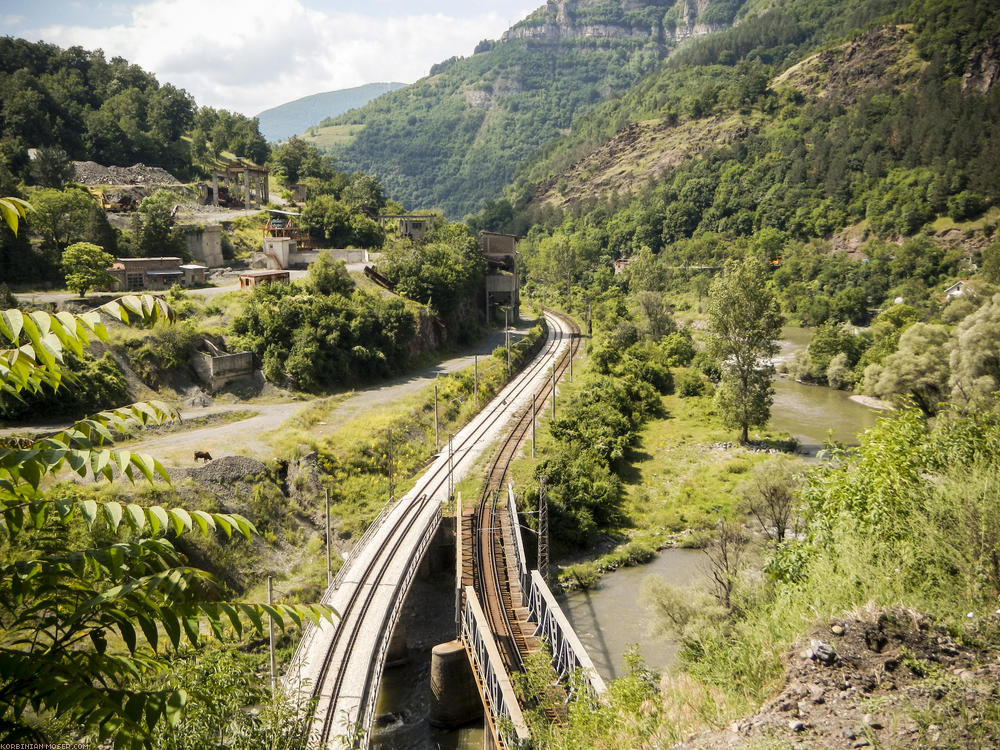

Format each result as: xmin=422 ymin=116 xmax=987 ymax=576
xmin=2 ymin=0 xmax=537 ymax=115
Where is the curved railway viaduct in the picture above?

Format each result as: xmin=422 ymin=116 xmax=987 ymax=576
xmin=285 ymin=312 xmax=602 ymax=748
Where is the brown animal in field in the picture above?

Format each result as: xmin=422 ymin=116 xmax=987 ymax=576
xmin=194 ymin=450 xmax=212 ymax=462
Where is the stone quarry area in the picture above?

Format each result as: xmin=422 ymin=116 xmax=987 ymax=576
xmin=679 ymin=606 xmax=1000 ymax=749
xmin=73 ymin=160 xmax=182 ymax=186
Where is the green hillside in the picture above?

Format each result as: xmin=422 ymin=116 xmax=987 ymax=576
xmin=310 ymin=0 xmax=748 ymax=217
xmin=490 ymin=0 xmax=1000 ymax=259
xmin=256 ymin=82 xmax=406 ymax=142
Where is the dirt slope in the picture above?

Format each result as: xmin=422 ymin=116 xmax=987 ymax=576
xmin=678 ymin=607 xmax=1000 ymax=749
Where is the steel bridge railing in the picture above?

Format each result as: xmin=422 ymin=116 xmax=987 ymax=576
xmin=461 ymin=586 xmax=531 ymax=750
xmin=507 ymin=486 xmax=608 ymax=699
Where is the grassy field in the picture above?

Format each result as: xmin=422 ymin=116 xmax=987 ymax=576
xmin=301 ymin=123 xmax=363 ymax=151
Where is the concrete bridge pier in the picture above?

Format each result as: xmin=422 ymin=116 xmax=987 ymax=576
xmin=429 ymin=640 xmax=482 ymax=728
xmin=386 ymin=623 xmax=409 ymax=667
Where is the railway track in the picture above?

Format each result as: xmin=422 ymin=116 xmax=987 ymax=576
xmin=472 ymin=309 xmax=581 ymax=677
xmin=286 ymin=310 xmax=576 ymax=749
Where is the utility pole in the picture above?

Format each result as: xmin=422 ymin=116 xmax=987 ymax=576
xmin=455 ymin=490 xmax=463 ymax=637
xmin=267 ymin=576 xmax=276 ymax=695
xmin=388 ymin=428 xmax=394 ymax=502
xmin=538 ymin=477 xmax=549 ymax=580
xmin=474 ymin=354 xmax=478 ymax=410
xmin=504 ymin=307 xmax=510 ymax=378
xmin=551 ymin=365 xmax=556 ymax=419
xmin=448 ymin=433 xmax=454 ymax=502
xmin=531 ymin=393 xmax=536 ymax=459
xmin=434 ymin=383 xmax=439 ymax=451
xmin=325 ymin=488 xmax=332 ymax=588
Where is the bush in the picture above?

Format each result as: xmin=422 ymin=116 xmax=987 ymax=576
xmin=947 ymin=190 xmax=986 ymax=222
xmin=123 ymin=321 xmax=202 ymax=388
xmin=676 ymin=368 xmax=707 ymax=397
xmin=0 ymin=352 xmax=128 ymax=420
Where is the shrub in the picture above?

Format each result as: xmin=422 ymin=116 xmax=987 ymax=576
xmin=676 ymin=368 xmax=707 ymax=397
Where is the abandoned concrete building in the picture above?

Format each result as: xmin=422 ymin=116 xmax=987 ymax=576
xmin=190 ymin=339 xmax=255 ymax=392
xmin=481 ymin=231 xmax=519 ymax=324
xmin=380 ymin=214 xmax=433 ymax=242
xmin=208 ymin=159 xmax=269 ymax=209
xmin=108 ymin=257 xmax=207 ymax=291
xmin=239 ymin=269 xmax=290 ymax=289
xmin=182 ymin=224 xmax=224 ymax=267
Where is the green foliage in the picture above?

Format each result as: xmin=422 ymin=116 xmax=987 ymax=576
xmin=266 ymin=135 xmax=335 ymax=186
xmin=144 ymin=648 xmax=313 ymax=750
xmin=63 ymin=241 xmax=116 ymax=296
xmin=707 ymin=259 xmax=783 ymax=443
xmin=378 ymin=222 xmax=485 ymax=331
xmin=0 ymin=352 xmax=128 ymax=421
xmin=301 ymin=251 xmax=355 ymax=297
xmin=301 ymin=193 xmax=386 ymax=248
xmin=536 ymin=329 xmax=669 ymax=548
xmin=863 ymin=322 xmax=952 ymax=414
xmin=121 ymin=321 xmax=202 ymax=389
xmin=320 ymin=14 xmax=675 ymax=216
xmin=949 ymin=293 xmax=1000 ymax=408
xmin=0 ymin=296 xmax=334 ymax=747
xmin=28 ymin=146 xmax=73 ymax=188
xmin=28 ymin=187 xmax=116 ymax=254
xmin=135 ymin=190 xmax=185 ymax=258
xmin=231 ymin=279 xmax=415 ymax=391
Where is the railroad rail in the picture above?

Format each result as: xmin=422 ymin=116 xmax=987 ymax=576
xmin=466 ymin=309 xmax=582 ymax=747
xmin=285 ymin=311 xmax=575 ymax=749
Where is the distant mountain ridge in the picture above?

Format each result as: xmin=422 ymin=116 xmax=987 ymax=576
xmin=312 ymin=0 xmax=745 ymax=217
xmin=256 ymin=82 xmax=406 ymax=143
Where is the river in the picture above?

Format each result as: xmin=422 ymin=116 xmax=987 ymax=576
xmin=560 ymin=326 xmax=883 ymax=681
xmin=770 ymin=326 xmax=882 ymax=455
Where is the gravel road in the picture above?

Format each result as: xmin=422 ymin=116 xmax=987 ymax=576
xmin=3 ymin=323 xmax=531 ymax=468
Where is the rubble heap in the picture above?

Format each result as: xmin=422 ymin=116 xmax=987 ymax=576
xmin=73 ymin=161 xmax=181 ymax=186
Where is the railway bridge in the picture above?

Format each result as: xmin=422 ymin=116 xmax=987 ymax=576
xmin=284 ymin=311 xmax=604 ymax=748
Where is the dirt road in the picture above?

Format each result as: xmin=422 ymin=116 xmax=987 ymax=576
xmin=104 ymin=325 xmax=525 ymax=467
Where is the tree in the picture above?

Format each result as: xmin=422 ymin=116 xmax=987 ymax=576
xmin=950 ymin=293 xmax=1000 ymax=408
xmin=63 ymin=241 xmax=116 ymax=296
xmin=302 ymin=250 xmax=355 ymax=297
xmin=634 ymin=290 xmax=675 ymax=341
xmin=341 ymin=172 xmax=385 ymax=216
xmin=28 ymin=187 xmax=112 ymax=252
xmin=864 ymin=322 xmax=952 ymax=415
xmin=0 ymin=283 xmax=333 ymax=745
xmin=707 ymin=258 xmax=784 ymax=443
xmin=29 ymin=146 xmax=74 ymax=188
xmin=136 ymin=190 xmax=183 ymax=257
xmin=740 ymin=455 xmax=802 ymax=543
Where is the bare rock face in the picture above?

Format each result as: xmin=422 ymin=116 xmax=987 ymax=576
xmin=501 ymin=0 xmax=669 ymax=43
xmin=963 ymin=39 xmax=1000 ymax=94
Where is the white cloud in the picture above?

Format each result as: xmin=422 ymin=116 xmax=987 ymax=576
xmin=31 ymin=0 xmax=523 ymax=115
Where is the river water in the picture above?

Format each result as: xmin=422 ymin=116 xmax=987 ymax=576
xmin=770 ymin=326 xmax=881 ymax=455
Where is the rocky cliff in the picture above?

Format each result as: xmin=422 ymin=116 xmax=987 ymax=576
xmin=501 ymin=0 xmax=724 ymax=44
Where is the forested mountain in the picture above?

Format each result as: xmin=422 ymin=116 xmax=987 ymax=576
xmin=311 ymin=0 xmax=748 ymax=217
xmin=0 ymin=37 xmax=268 ymax=185
xmin=482 ymin=0 xmax=1000 ymax=321
xmin=256 ymin=82 xmax=406 ymax=142
xmin=505 ymin=0 xmax=1000 ymax=230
